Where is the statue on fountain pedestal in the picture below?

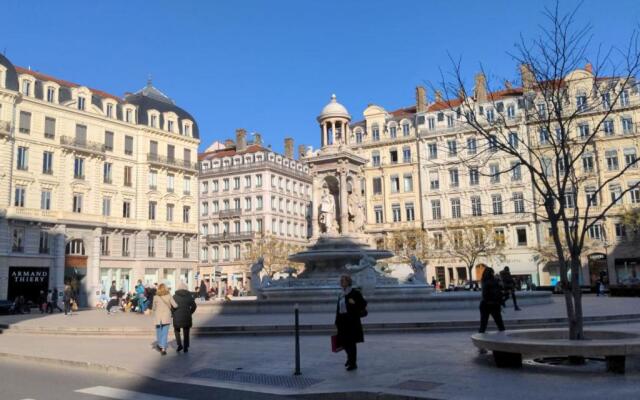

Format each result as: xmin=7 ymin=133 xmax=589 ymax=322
xmin=319 ymin=186 xmax=338 ymax=235
xmin=408 ymin=256 xmax=427 ymax=284
xmin=250 ymin=257 xmax=265 ymax=294
xmin=348 ymin=190 xmax=365 ymax=233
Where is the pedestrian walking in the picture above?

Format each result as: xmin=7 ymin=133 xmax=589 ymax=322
xmin=499 ymin=266 xmax=521 ymax=311
xmin=198 ymin=280 xmax=208 ymax=302
xmin=478 ymin=267 xmax=506 ymax=334
xmin=335 ymin=275 xmax=367 ymax=371
xmin=135 ymin=280 xmax=147 ymax=313
xmin=63 ymin=284 xmax=73 ymax=315
xmin=152 ymin=283 xmax=177 ymax=355
xmin=106 ymin=281 xmax=120 ymax=314
xmin=52 ymin=288 xmax=63 ymax=313
xmin=173 ymin=281 xmax=197 ymax=353
xmin=46 ymin=290 xmax=53 ymax=313
xmin=38 ymin=290 xmax=47 ymax=313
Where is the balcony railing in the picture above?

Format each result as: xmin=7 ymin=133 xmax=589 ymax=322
xmin=147 ymin=153 xmax=197 ymax=171
xmin=217 ymin=208 xmax=242 ymax=218
xmin=199 ymin=160 xmax=311 ymax=181
xmin=206 ymin=231 xmax=255 ymax=242
xmin=61 ymin=136 xmax=106 ymax=154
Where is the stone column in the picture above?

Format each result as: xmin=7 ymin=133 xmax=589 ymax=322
xmin=311 ymin=175 xmax=320 ymax=238
xmin=87 ymin=227 xmax=102 ymax=307
xmin=53 ymin=225 xmax=66 ymax=294
xmin=321 ymin=123 xmax=327 ymax=147
xmin=339 ymin=169 xmax=348 ymax=235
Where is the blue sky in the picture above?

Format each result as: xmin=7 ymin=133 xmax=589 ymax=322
xmin=1 ymin=1 xmax=638 ymax=153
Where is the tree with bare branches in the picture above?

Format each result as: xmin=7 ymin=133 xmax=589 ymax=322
xmin=245 ymin=237 xmax=304 ymax=278
xmin=431 ymin=3 xmax=640 ymax=339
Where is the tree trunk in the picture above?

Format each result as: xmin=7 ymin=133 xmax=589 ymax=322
xmin=570 ymin=256 xmax=585 ymax=340
xmin=468 ymin=265 xmax=474 ymax=283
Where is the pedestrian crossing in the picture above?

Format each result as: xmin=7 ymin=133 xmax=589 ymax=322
xmin=75 ymin=386 xmax=186 ymax=400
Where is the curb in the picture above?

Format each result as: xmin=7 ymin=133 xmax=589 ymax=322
xmin=2 ymin=313 xmax=640 ymax=337
xmin=0 ymin=351 xmax=134 ymax=376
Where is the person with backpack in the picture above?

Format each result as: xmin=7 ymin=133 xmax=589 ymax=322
xmin=499 ymin=266 xmax=521 ymax=311
xmin=479 ymin=267 xmax=506 ymax=334
xmin=335 ymin=275 xmax=367 ymax=371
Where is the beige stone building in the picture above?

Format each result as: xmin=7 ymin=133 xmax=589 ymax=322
xmin=0 ymin=54 xmax=199 ymax=305
xmin=197 ymin=131 xmax=312 ymax=291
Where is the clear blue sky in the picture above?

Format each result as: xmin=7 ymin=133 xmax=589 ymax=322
xmin=1 ymin=0 xmax=638 ymax=153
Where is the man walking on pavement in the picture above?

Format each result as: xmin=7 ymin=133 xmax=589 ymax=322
xmin=500 ymin=266 xmax=521 ymax=311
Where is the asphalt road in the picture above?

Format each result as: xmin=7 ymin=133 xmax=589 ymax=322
xmin=0 ymin=358 xmax=293 ymax=400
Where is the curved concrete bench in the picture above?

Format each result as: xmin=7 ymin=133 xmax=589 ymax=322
xmin=471 ymin=329 xmax=640 ymax=374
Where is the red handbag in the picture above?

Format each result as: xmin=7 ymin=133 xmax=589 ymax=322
xmin=331 ymin=335 xmax=343 ymax=353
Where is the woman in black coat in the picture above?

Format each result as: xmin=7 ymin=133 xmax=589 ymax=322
xmin=335 ymin=275 xmax=367 ymax=371
xmin=173 ymin=282 xmax=197 ymax=353
xmin=479 ymin=267 xmax=506 ymax=333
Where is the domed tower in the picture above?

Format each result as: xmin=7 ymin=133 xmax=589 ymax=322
xmin=317 ymin=94 xmax=351 ymax=148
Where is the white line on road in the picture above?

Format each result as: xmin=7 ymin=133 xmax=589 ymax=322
xmin=75 ymin=386 xmax=186 ymax=400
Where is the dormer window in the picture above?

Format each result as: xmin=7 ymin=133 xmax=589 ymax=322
xmin=46 ymin=87 xmax=56 ymax=103
xmin=184 ymin=124 xmax=191 ymax=137
xmin=106 ymin=103 xmax=114 ymax=118
xmin=78 ymin=96 xmax=86 ymax=111
xmin=125 ymin=109 xmax=133 ymax=123
xmin=168 ymin=120 xmax=174 ymax=132
xmin=22 ymin=80 xmax=31 ymax=96
xmin=150 ymin=115 xmax=157 ymax=128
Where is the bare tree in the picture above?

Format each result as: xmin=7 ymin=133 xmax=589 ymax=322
xmin=245 ymin=237 xmax=304 ymax=277
xmin=432 ymin=3 xmax=640 ymax=339
xmin=385 ymin=229 xmax=432 ymax=262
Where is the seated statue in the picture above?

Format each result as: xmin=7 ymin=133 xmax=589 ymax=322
xmin=250 ymin=257 xmax=265 ymax=294
xmin=408 ymin=255 xmax=427 ymax=284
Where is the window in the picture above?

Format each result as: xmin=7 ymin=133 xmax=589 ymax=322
xmin=403 ymin=147 xmax=411 ymax=163
xmin=563 ymin=191 xmax=576 ymax=209
xmin=44 ymin=117 xmax=55 ymax=139
xmin=467 ymin=138 xmax=477 ymax=154
xmin=39 ymin=231 xmax=50 ymax=254
xmin=104 ymin=131 xmax=114 ymax=152
xmin=245 ymin=197 xmax=252 ymax=211
xmin=586 ymin=187 xmax=598 ymax=206
xmin=487 ymin=135 xmax=498 ymax=152
xmin=537 ymin=103 xmax=547 ymax=118
xmin=582 ymin=155 xmax=594 ymax=173
xmin=453 ymin=231 xmax=463 ymax=249
xmin=355 ymin=131 xmax=363 ymax=143
xmin=449 ymin=168 xmax=459 ymax=188
xmin=392 ymin=204 xmax=401 ymax=222
xmin=148 ymin=201 xmax=157 ymax=220
xmin=16 ymin=146 xmax=28 ymax=170
xmin=106 ymin=103 xmax=114 ymax=118
xmin=511 ymin=162 xmax=522 ymax=181
xmin=507 ymin=104 xmax=515 ymax=119
xmin=123 ymin=200 xmax=131 ymax=218
xmin=428 ymin=143 xmax=438 ymax=159
xmin=46 ymin=86 xmax=55 ymax=103
xmin=390 ymin=175 xmax=400 ymax=193
xmin=576 ymin=94 xmax=587 ymax=112
xmin=471 ymin=196 xmax=482 ymax=216
xmin=148 ymin=236 xmax=156 ymax=257
xmin=486 ymin=109 xmax=495 ymax=123
xmin=77 ymin=96 xmax=85 ymax=111
xmin=403 ymin=174 xmax=413 ymax=192
xmin=492 ymin=194 xmax=503 ymax=215
xmin=469 ymin=168 xmax=479 ymax=185
xmin=125 ymin=136 xmax=134 ymax=155
xmin=165 ymin=237 xmax=174 ymax=257
xmin=446 ymin=140 xmax=457 ymax=157
xmin=372 ymin=125 xmax=380 ymax=141
xmin=516 ymin=227 xmax=528 ymax=246
xmin=12 ymin=228 xmax=24 ymax=252
xmin=431 ymin=200 xmax=441 ymax=220
xmin=508 ymin=132 xmax=518 ymax=148
xmin=603 ymin=120 xmax=615 ymax=136
xmin=372 ymin=151 xmax=380 ymax=166
xmin=223 ymin=178 xmax=230 ymax=191
xmin=389 ymin=125 xmax=397 ymax=139
xmin=100 ymin=236 xmax=110 ymax=256
xmin=166 ymin=204 xmax=174 ymax=221
xmin=610 ymin=184 xmax=622 ymax=205
xmin=429 ymin=171 xmax=439 ymax=190
xmin=402 ymin=123 xmax=410 ymax=136
xmin=605 ymin=150 xmax=619 ymax=171
xmin=622 ymin=117 xmax=634 ymax=134
xmin=405 ymin=203 xmax=415 ymax=221
xmin=513 ymin=192 xmax=525 ymax=213
xmin=200 ymin=246 xmax=208 ymax=262
xmin=624 ymin=148 xmax=638 ymax=168
xmin=602 ymin=92 xmax=611 ymax=109
xmin=41 ymin=190 xmax=51 ymax=210
xmin=256 ymin=174 xmax=262 ymax=187
xmin=489 ymin=163 xmax=500 ymax=183
xmin=125 ymin=108 xmax=133 ymax=123
xmin=201 ymin=181 xmax=209 ymax=194
xmin=428 ymin=117 xmax=436 ymax=130
xmin=244 ymin=175 xmax=251 ymax=188
xmin=615 ymin=223 xmax=626 ymax=240
xmin=166 ymin=174 xmax=175 ymax=192
xmin=578 ymin=123 xmax=590 ymax=139
xmin=233 ymin=177 xmax=240 ymax=190
xmin=589 ymin=224 xmax=603 ymax=240
xmin=539 ymin=127 xmax=550 ymax=144
xmin=451 ymin=198 xmax=461 ymax=218
xmin=211 ymin=246 xmax=219 ymax=261
xmin=433 ymin=233 xmax=443 ymax=250
xmin=103 ymin=162 xmax=113 ymax=184
xmin=495 ymin=229 xmax=506 ymax=246
xmin=102 ymin=197 xmax=111 ymax=216
xmin=183 ymin=177 xmax=191 ymax=195
xmin=620 ymin=90 xmax=630 ymax=106
xmin=72 ymin=193 xmax=83 ymax=213
xmin=148 ymin=170 xmax=158 ymax=190
xmin=182 ymin=238 xmax=191 ymax=258
xmin=183 ymin=206 xmax=190 ymax=223
xmin=630 ymin=184 xmax=640 ymax=204
xmin=121 ymin=166 xmax=131 ymax=186
xmin=76 ymin=125 xmax=88 ymax=143
xmin=19 ymin=111 xmax=31 ymax=133
xmin=14 ymin=186 xmax=26 ymax=207
xmin=372 ymin=177 xmax=382 ymax=195
xmin=374 ymin=206 xmax=383 ymax=223
xmin=73 ymin=157 xmax=84 ymax=179
xmin=446 ymin=114 xmax=454 ymax=127
xmin=42 ymin=151 xmax=53 ymax=174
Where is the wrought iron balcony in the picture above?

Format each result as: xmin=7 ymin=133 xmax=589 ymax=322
xmin=206 ymin=231 xmax=255 ymax=242
xmin=147 ymin=153 xmax=197 ymax=171
xmin=217 ymin=208 xmax=242 ymax=218
xmin=61 ymin=136 xmax=106 ymax=155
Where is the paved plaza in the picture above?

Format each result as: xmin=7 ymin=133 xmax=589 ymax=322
xmin=1 ymin=296 xmax=640 ymax=399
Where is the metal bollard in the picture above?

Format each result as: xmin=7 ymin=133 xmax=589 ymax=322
xmin=294 ymin=303 xmax=301 ymax=375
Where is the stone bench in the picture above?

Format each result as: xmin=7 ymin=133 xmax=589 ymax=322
xmin=471 ymin=329 xmax=640 ymax=374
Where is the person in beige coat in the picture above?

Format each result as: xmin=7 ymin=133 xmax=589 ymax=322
xmin=153 ymin=283 xmax=177 ymax=355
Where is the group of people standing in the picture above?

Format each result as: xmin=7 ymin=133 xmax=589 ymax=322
xmin=34 ymin=284 xmax=77 ymax=315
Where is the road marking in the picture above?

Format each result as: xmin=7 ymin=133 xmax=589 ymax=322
xmin=75 ymin=386 xmax=186 ymax=400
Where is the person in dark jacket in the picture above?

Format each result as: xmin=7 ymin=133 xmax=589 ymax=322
xmin=63 ymin=284 xmax=73 ymax=315
xmin=479 ymin=267 xmax=506 ymax=333
xmin=198 ymin=280 xmax=208 ymax=302
xmin=335 ymin=275 xmax=367 ymax=371
xmin=499 ymin=266 xmax=521 ymax=310
xmin=173 ymin=281 xmax=197 ymax=353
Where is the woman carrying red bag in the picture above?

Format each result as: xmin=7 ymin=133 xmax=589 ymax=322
xmin=334 ymin=275 xmax=367 ymax=371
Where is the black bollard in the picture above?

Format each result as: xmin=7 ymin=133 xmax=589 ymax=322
xmin=294 ymin=303 xmax=301 ymax=375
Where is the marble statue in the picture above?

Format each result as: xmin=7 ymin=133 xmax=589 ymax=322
xmin=318 ymin=186 xmax=337 ymax=235
xmin=346 ymin=253 xmax=378 ymax=296
xmin=348 ymin=190 xmax=365 ymax=233
xmin=250 ymin=257 xmax=265 ymax=294
xmin=408 ymin=255 xmax=427 ymax=284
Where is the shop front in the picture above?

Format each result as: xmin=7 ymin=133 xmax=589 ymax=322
xmin=615 ymin=258 xmax=640 ymax=284
xmin=588 ymin=253 xmax=608 ymax=288
xmin=99 ymin=268 xmax=132 ymax=295
xmin=7 ymin=267 xmax=49 ymax=303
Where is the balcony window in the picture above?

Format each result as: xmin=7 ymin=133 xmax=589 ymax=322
xmin=74 ymin=158 xmax=84 ymax=179
xmin=449 ymin=169 xmax=459 ymax=188
xmin=16 ymin=146 xmax=28 ymax=170
xmin=73 ymin=193 xmax=83 ymax=213
xmin=374 ymin=206 xmax=383 ymax=224
xmin=14 ymin=186 xmax=26 ymax=207
xmin=41 ymin=190 xmax=51 ymax=210
xmin=513 ymin=192 xmax=525 ymax=213
xmin=431 ymin=200 xmax=441 ymax=220
xmin=42 ymin=151 xmax=54 ymax=174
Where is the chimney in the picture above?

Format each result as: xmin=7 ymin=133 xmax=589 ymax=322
xmin=520 ymin=64 xmax=535 ymax=92
xmin=416 ymin=86 xmax=427 ymax=113
xmin=284 ymin=137 xmax=294 ymax=159
xmin=585 ymin=62 xmax=593 ymax=73
xmin=473 ymin=72 xmax=487 ymax=102
xmin=253 ymin=132 xmax=262 ymax=145
xmin=298 ymin=144 xmax=306 ymax=159
xmin=224 ymin=139 xmax=235 ymax=149
xmin=504 ymin=80 xmax=512 ymax=90
xmin=435 ymin=90 xmax=443 ymax=102
xmin=235 ymin=128 xmax=247 ymax=152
